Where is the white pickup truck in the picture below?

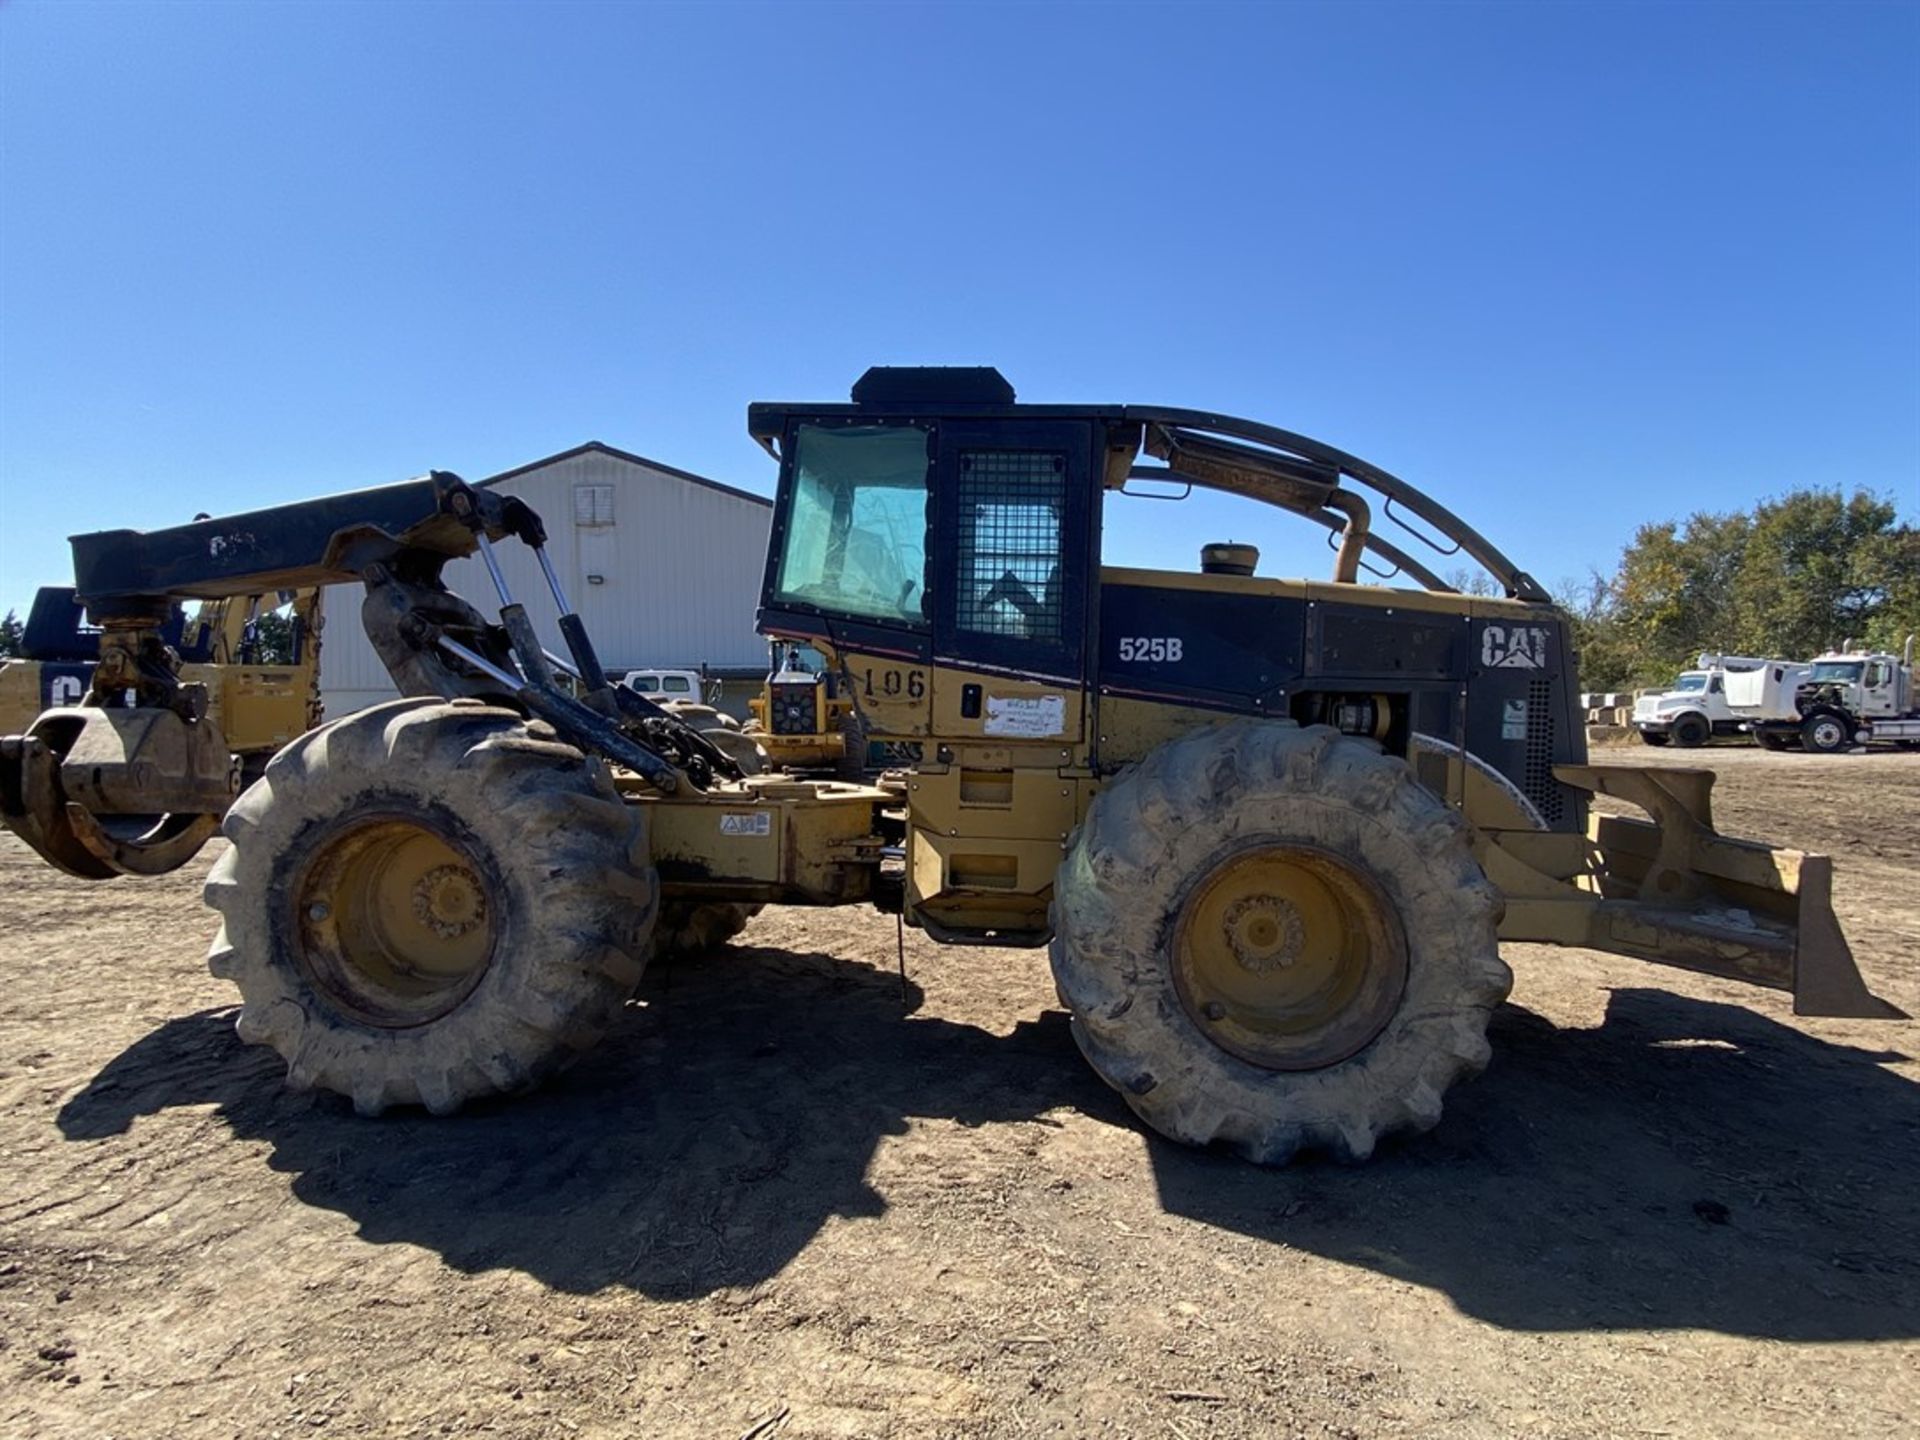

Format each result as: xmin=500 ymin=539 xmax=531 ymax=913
xmin=620 ymin=668 xmax=707 ymax=702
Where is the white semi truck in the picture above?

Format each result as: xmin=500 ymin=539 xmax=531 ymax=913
xmin=1745 ymin=638 xmax=1920 ymax=754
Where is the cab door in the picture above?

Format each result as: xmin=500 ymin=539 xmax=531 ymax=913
xmin=928 ymin=420 xmax=1096 ymax=744
xmin=909 ymin=420 xmax=1096 ymax=939
xmin=1862 ymin=659 xmax=1898 ymax=718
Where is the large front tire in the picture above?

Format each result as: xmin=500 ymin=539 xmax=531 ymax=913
xmin=204 ymin=699 xmax=657 ymax=1115
xmin=1050 ymin=720 xmax=1510 ymax=1164
xmin=1669 ymin=713 xmax=1710 ymax=748
xmin=1801 ymin=711 xmax=1852 ymax=755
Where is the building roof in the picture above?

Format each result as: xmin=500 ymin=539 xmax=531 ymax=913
xmin=480 ymin=440 xmax=773 ymax=510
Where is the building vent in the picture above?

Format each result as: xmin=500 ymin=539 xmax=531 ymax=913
xmin=573 ymin=483 xmax=615 ymax=527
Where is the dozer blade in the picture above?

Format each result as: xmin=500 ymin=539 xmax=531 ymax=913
xmin=0 ymin=707 xmax=237 ymax=880
xmin=1481 ymin=763 xmax=1904 ymax=1021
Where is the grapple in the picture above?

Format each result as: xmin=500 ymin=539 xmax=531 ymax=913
xmin=0 ymin=705 xmax=237 ymax=878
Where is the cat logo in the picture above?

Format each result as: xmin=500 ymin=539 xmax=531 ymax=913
xmin=1481 ymin=624 xmax=1551 ymax=670
xmin=41 ymin=664 xmax=93 ymax=709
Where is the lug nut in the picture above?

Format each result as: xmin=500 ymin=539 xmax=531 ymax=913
xmin=308 ymin=902 xmax=330 ymax=922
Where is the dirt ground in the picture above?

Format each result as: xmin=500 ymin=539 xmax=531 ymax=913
xmin=2 ymin=745 xmax=1915 ymax=1439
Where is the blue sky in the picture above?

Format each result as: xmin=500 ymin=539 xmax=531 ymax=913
xmin=2 ymin=1 xmax=1915 ymax=614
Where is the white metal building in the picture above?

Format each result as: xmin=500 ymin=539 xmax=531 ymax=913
xmin=318 ymin=442 xmax=774 ymax=716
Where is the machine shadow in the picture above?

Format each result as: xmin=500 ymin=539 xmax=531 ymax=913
xmin=1150 ymin=986 xmax=1920 ymax=1341
xmin=57 ymin=942 xmax=1123 ymax=1300
xmin=59 ymin=953 xmax=1919 ymax=1339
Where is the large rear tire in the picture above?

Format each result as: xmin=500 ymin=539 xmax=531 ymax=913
xmin=204 ymin=699 xmax=656 ymax=1115
xmin=1050 ymin=720 xmax=1510 ymax=1164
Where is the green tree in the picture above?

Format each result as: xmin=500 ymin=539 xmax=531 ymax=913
xmin=0 ymin=609 xmax=22 ymax=659
xmin=1860 ymin=524 xmax=1920 ymax=652
xmin=1728 ymin=490 xmax=1915 ymax=658
xmin=1605 ymin=509 xmax=1751 ymax=683
xmin=1554 ymin=570 xmax=1638 ymax=692
xmin=250 ymin=607 xmax=298 ymax=665
xmin=1579 ymin=487 xmax=1915 ymax=686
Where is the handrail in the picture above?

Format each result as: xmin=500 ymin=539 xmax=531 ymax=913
xmin=1124 ymin=405 xmax=1550 ymax=602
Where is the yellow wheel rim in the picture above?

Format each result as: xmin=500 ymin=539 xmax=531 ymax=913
xmin=294 ymin=814 xmax=498 ymax=1027
xmin=1172 ymin=844 xmax=1407 ymax=1071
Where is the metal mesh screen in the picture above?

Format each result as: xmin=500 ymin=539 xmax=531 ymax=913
xmin=956 ymin=451 xmax=1065 ymax=643
xmin=1524 ymin=677 xmax=1564 ymax=825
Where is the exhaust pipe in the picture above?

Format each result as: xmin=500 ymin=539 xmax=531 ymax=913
xmin=1323 ymin=490 xmax=1372 ymax=584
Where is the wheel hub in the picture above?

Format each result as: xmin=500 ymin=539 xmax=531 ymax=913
xmin=1172 ymin=844 xmax=1408 ymax=1072
xmin=293 ymin=813 xmax=499 ymax=1027
xmin=412 ymin=863 xmax=487 ymax=939
xmin=1221 ymin=894 xmax=1307 ymax=973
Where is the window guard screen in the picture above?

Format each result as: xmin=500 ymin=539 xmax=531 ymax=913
xmin=956 ymin=450 xmax=1066 ymax=644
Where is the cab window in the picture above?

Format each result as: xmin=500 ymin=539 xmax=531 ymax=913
xmin=662 ymin=675 xmax=693 ymax=694
xmin=955 ymin=450 xmax=1066 ymax=644
xmin=1866 ymin=661 xmax=1890 ymax=687
xmin=772 ymin=424 xmax=930 ymax=626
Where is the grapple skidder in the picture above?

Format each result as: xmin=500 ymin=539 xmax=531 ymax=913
xmin=1 ymin=367 xmax=1900 ymax=1162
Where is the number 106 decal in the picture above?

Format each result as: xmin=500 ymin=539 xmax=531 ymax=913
xmin=1116 ymin=636 xmax=1184 ymax=662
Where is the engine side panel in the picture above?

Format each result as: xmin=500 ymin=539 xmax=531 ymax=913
xmin=1094 ymin=569 xmax=1586 ymax=834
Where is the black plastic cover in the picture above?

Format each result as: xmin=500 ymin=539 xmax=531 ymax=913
xmin=851 ymin=367 xmax=1016 ymax=407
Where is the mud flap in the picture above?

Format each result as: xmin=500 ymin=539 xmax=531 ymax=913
xmin=1481 ymin=764 xmax=1904 ymax=1021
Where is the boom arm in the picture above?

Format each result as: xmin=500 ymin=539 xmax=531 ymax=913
xmin=3 ymin=470 xmax=743 ymax=879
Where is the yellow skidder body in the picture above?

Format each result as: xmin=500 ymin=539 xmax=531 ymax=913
xmin=1 ymin=370 xmax=1900 ymax=1164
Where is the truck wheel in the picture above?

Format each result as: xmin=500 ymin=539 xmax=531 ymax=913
xmin=204 ymin=699 xmax=656 ymax=1115
xmin=1637 ymin=730 xmax=1670 ymax=747
xmin=1669 ymin=714 xmax=1710 ymax=748
xmin=651 ymin=900 xmax=764 ymax=961
xmin=1050 ymin=720 xmax=1511 ymax=1164
xmin=1801 ymin=711 xmax=1852 ymax=755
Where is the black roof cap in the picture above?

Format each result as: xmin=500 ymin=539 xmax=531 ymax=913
xmin=851 ymin=366 xmax=1015 ymax=407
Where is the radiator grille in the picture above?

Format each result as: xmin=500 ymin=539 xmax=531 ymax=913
xmin=956 ymin=451 xmax=1065 ymax=642
xmin=1524 ymin=677 xmax=1563 ymax=825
